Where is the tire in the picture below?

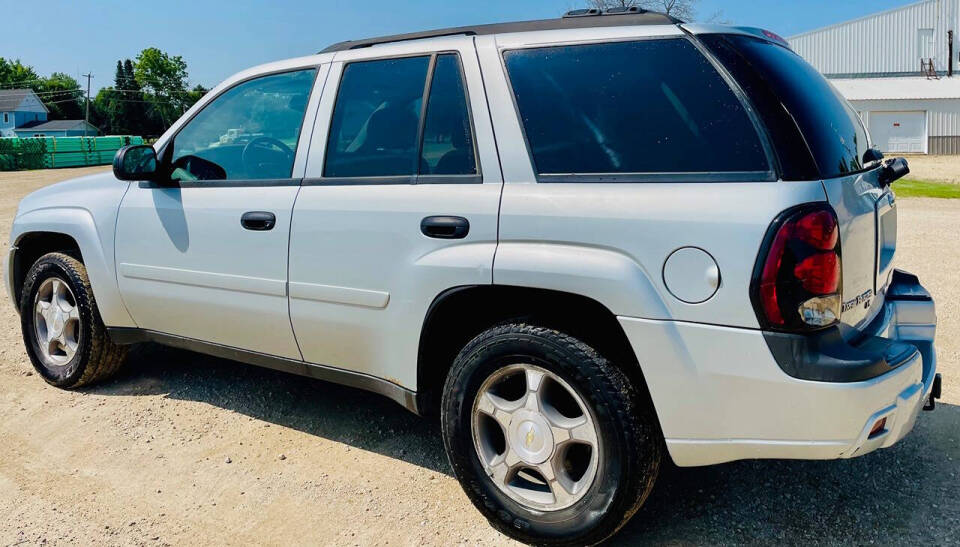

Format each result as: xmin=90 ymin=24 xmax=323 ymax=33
xmin=441 ymin=323 xmax=661 ymax=546
xmin=19 ymin=252 xmax=127 ymax=388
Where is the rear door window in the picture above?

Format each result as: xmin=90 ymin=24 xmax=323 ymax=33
xmin=502 ymin=38 xmax=770 ymax=179
xmin=324 ymin=53 xmax=477 ymax=179
xmin=324 ymin=56 xmax=430 ymax=178
xmin=701 ymin=34 xmax=870 ymax=180
xmin=421 ymin=54 xmax=477 ymax=176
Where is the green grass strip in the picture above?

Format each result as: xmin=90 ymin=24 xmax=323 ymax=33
xmin=893 ymin=179 xmax=960 ymax=199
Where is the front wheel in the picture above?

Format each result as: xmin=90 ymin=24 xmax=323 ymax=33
xmin=441 ymin=323 xmax=661 ymax=545
xmin=19 ymin=252 xmax=127 ymax=388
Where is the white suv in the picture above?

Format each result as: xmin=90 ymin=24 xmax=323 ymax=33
xmin=5 ymin=9 xmax=941 ymax=545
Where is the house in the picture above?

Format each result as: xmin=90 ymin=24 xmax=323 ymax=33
xmin=0 ymin=89 xmax=49 ymax=138
xmin=12 ymin=119 xmax=99 ymax=138
xmin=789 ymin=0 xmax=960 ymax=154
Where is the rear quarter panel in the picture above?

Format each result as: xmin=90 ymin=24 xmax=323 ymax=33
xmin=495 ymin=181 xmax=827 ymax=326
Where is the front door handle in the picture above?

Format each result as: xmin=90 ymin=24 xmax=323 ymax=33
xmin=241 ymin=211 xmax=276 ymax=231
xmin=421 ymin=216 xmax=469 ymax=239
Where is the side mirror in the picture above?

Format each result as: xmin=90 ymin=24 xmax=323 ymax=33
xmin=878 ymin=157 xmax=910 ymax=187
xmin=113 ymin=145 xmax=159 ymax=181
xmin=862 ymin=147 xmax=884 ymax=166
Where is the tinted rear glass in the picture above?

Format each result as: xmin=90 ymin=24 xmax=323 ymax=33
xmin=502 ymin=38 xmax=769 ymax=177
xmin=703 ymin=35 xmax=869 ymax=179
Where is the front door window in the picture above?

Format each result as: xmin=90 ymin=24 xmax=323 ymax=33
xmin=170 ymin=69 xmax=316 ymax=181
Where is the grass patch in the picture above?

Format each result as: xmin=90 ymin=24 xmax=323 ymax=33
xmin=893 ymin=179 xmax=960 ymax=199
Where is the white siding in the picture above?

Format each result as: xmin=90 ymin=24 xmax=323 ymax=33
xmin=850 ymin=98 xmax=960 ymax=136
xmin=789 ymin=0 xmax=959 ymax=76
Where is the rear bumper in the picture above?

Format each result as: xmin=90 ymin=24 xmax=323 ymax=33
xmin=619 ymin=270 xmax=938 ymax=467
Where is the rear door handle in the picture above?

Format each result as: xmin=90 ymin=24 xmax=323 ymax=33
xmin=421 ymin=216 xmax=469 ymax=239
xmin=241 ymin=211 xmax=276 ymax=231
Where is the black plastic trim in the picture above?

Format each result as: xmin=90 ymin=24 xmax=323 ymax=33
xmin=106 ymin=328 xmax=420 ymax=414
xmin=538 ymin=171 xmax=777 ymax=184
xmin=302 ymin=174 xmax=482 ymax=186
xmin=138 ymin=178 xmax=302 ymax=189
xmin=762 ymin=269 xmax=929 ymax=383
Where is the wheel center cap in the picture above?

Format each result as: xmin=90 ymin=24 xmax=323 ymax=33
xmin=509 ymin=410 xmax=554 ymax=465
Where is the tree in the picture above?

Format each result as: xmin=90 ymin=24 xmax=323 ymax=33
xmin=40 ymin=73 xmax=84 ymax=121
xmin=185 ymin=84 xmax=209 ymax=110
xmin=0 ymin=58 xmax=40 ymax=88
xmin=134 ymin=47 xmax=189 ymax=127
xmin=0 ymin=59 xmax=83 ymax=120
xmin=587 ymin=0 xmax=705 ymax=21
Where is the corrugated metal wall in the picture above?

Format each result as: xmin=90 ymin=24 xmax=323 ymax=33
xmin=929 ymin=135 xmax=960 ymax=153
xmin=790 ymin=0 xmax=959 ymax=77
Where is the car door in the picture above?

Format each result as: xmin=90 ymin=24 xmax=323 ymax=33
xmin=290 ymin=37 xmax=502 ymax=389
xmin=114 ymin=66 xmax=326 ymax=359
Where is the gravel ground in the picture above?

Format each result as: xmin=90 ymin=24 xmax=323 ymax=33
xmin=902 ymin=154 xmax=960 ymax=184
xmin=0 ymin=167 xmax=957 ymax=546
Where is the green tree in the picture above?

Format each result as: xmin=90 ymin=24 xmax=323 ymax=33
xmin=0 ymin=59 xmax=83 ymax=120
xmin=134 ymin=47 xmax=189 ymax=128
xmin=39 ymin=73 xmax=84 ymax=120
xmin=122 ymin=59 xmax=160 ymax=135
xmin=185 ymin=84 xmax=209 ymax=110
xmin=0 ymin=57 xmax=40 ymax=88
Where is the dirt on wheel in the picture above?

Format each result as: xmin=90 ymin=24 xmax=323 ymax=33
xmin=0 ymin=167 xmax=957 ymax=545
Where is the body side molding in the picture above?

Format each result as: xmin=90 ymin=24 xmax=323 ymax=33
xmin=107 ymin=327 xmax=420 ymax=413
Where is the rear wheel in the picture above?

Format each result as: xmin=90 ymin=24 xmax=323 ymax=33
xmin=441 ymin=323 xmax=661 ymax=545
xmin=20 ymin=252 xmax=126 ymax=388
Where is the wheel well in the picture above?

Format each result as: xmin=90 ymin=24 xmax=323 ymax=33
xmin=12 ymin=232 xmax=83 ymax=311
xmin=416 ymin=285 xmax=648 ymax=416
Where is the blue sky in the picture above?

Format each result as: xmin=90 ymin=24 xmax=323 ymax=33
xmin=2 ymin=0 xmax=916 ymax=93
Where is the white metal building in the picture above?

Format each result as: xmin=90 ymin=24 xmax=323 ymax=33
xmin=790 ymin=0 xmax=960 ymax=154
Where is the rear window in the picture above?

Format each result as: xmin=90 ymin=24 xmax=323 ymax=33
xmin=502 ymin=38 xmax=770 ymax=179
xmin=701 ymin=34 xmax=869 ymax=180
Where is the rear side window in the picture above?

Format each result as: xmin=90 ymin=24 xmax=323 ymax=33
xmin=324 ymin=53 xmax=477 ymax=179
xmin=701 ymin=34 xmax=869 ymax=180
xmin=502 ymin=39 xmax=769 ymax=178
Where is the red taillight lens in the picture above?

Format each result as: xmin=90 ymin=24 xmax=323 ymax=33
xmin=794 ymin=252 xmax=840 ymax=294
xmin=794 ymin=210 xmax=838 ymax=250
xmin=753 ymin=205 xmax=842 ymax=330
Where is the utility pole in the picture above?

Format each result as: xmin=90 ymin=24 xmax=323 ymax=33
xmin=82 ymin=73 xmax=93 ymax=137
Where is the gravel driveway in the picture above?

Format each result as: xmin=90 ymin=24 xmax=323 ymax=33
xmin=0 ymin=167 xmax=957 ymax=545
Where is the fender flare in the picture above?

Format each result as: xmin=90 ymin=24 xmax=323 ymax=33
xmin=492 ymin=242 xmax=671 ymax=319
xmin=10 ymin=207 xmax=136 ymax=327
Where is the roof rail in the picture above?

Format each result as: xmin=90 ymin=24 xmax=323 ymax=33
xmin=320 ymin=12 xmax=681 ymax=53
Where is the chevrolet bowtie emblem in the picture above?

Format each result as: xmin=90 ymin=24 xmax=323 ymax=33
xmin=525 ymin=427 xmax=535 ymax=447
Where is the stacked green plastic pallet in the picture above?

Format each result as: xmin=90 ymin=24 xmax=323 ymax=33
xmin=0 ymin=136 xmax=144 ymax=171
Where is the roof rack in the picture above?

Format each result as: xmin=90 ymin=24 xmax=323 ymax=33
xmin=320 ymin=10 xmax=681 ymax=53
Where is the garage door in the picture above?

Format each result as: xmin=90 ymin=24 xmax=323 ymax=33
xmin=868 ymin=111 xmax=927 ymax=154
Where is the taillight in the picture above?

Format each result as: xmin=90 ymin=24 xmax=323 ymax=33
xmin=752 ymin=204 xmax=842 ymax=331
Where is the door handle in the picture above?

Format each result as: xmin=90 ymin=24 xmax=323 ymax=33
xmin=241 ymin=211 xmax=276 ymax=231
xmin=420 ymin=216 xmax=469 ymax=239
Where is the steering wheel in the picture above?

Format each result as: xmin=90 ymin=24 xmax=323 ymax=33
xmin=241 ymin=137 xmax=294 ymax=175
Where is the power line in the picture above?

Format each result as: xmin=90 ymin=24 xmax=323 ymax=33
xmin=0 ymin=77 xmax=79 ymax=89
